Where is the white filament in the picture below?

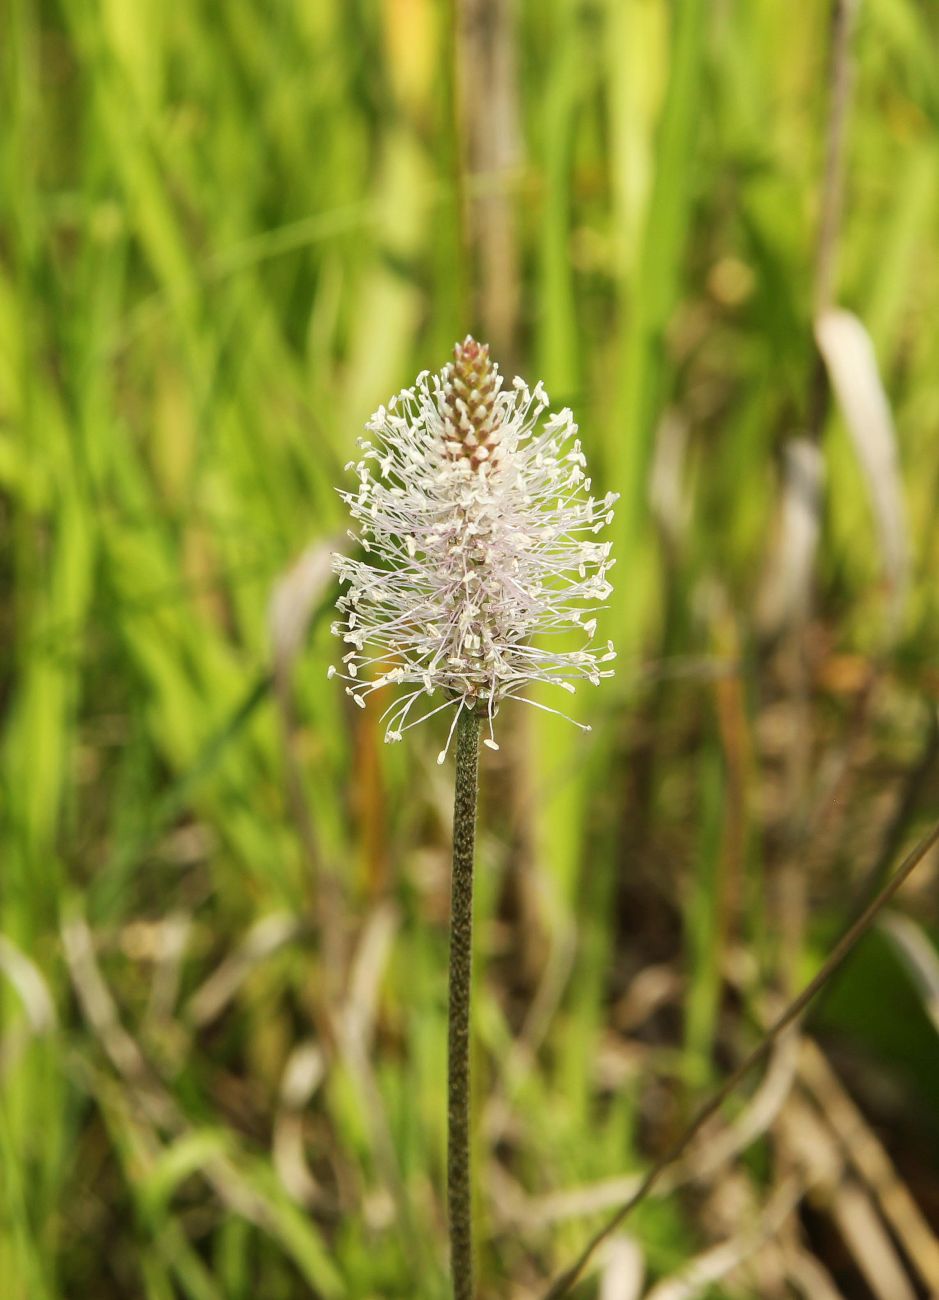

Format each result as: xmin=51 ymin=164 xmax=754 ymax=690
xmin=330 ymin=355 xmax=617 ymax=757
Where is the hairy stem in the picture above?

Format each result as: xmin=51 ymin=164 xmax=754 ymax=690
xmin=448 ymin=707 xmax=481 ymax=1299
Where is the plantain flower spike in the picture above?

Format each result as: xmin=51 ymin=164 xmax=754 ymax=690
xmin=329 ymin=337 xmax=617 ymax=762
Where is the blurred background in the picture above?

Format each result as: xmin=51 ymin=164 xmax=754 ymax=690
xmin=3 ymin=0 xmax=939 ymax=1296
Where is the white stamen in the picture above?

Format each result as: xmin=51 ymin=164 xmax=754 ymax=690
xmin=330 ymin=341 xmax=617 ymax=752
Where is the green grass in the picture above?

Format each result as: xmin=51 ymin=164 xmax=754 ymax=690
xmin=3 ymin=1 xmax=939 ymax=1296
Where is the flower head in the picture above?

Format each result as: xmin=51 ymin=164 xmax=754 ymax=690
xmin=330 ymin=337 xmax=617 ymax=762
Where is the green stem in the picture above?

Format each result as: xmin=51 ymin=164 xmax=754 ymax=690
xmin=447 ymin=706 xmax=480 ymax=1299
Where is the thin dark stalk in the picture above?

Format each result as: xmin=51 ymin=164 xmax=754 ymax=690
xmin=448 ymin=707 xmax=481 ymax=1299
xmin=543 ymin=818 xmax=939 ymax=1299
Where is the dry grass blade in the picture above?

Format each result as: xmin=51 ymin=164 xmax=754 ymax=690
xmin=269 ymin=539 xmax=346 ymax=974
xmin=187 ymin=912 xmax=304 ymax=1028
xmin=682 ymin=1028 xmax=800 ymax=1184
xmin=543 ymin=819 xmax=939 ymax=1298
xmin=644 ymin=1177 xmax=803 ymax=1300
xmin=833 ymin=1182 xmax=917 ymax=1300
xmin=0 ymin=934 xmax=57 ymax=1076
xmin=498 ymin=1171 xmax=643 ymax=1234
xmin=798 ymin=1036 xmax=939 ymax=1293
xmin=342 ymin=900 xmax=398 ymax=1046
xmin=778 ymin=1094 xmax=917 ymax=1300
xmin=496 ymin=1029 xmax=799 ymax=1239
xmin=272 ymin=1040 xmax=329 ymax=1208
xmin=144 ymin=911 xmax=193 ymax=1025
xmin=61 ymin=906 xmax=176 ymax=1128
xmin=598 ymin=1235 xmax=645 ymax=1300
xmin=756 ymin=439 xmax=825 ymax=639
xmin=268 ymin=541 xmax=336 ymax=677
xmin=649 ymin=410 xmax=690 ymax=553
xmin=0 ymin=934 xmax=56 ymax=1035
xmin=815 ymin=307 xmax=910 ymax=628
xmin=62 ymin=908 xmax=344 ymax=1291
xmin=332 ymin=903 xmax=423 ymax=1256
xmin=784 ymin=1246 xmax=846 ymax=1300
